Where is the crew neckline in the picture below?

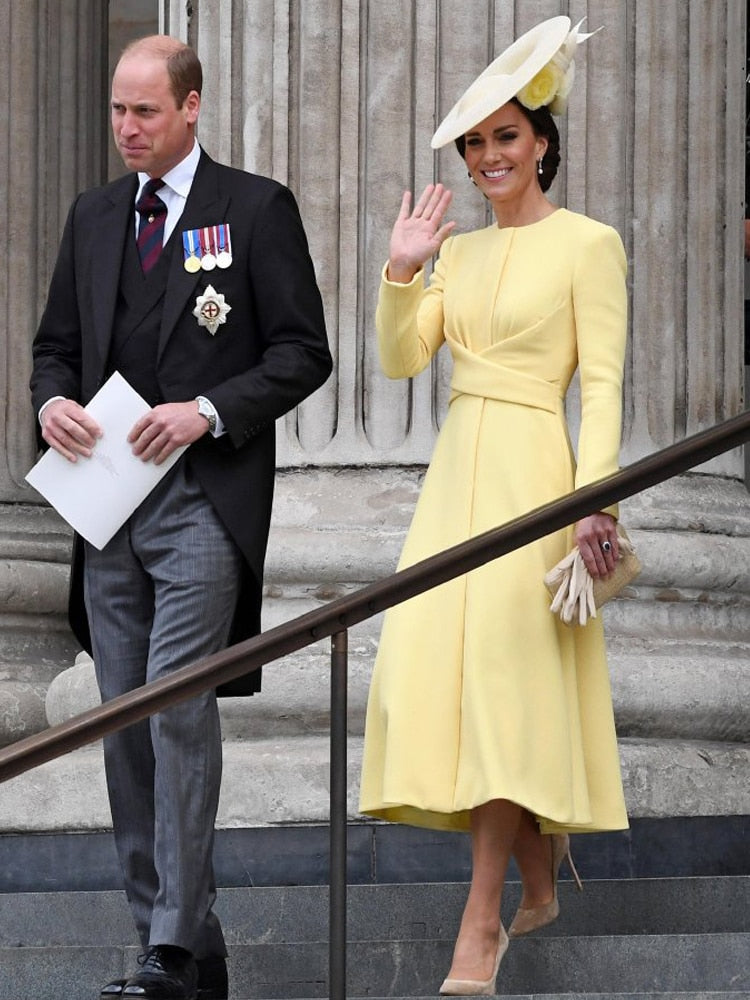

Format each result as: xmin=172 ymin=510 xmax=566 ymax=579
xmin=495 ymin=207 xmax=565 ymax=231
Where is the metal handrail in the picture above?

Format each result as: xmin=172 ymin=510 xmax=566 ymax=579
xmin=2 ymin=408 xmax=750 ymax=999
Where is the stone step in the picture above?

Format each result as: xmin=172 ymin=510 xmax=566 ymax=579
xmin=3 ymin=878 xmax=749 ymax=947
xmin=1 ymin=934 xmax=749 ymax=998
xmin=3 ymin=816 xmax=750 ymax=895
xmin=1 ymin=879 xmax=748 ymax=999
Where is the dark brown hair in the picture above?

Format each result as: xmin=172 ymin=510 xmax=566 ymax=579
xmin=165 ymin=45 xmax=203 ymax=107
xmin=454 ymin=97 xmax=561 ymax=193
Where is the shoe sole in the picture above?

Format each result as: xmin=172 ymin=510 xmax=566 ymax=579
xmin=102 ymin=987 xmax=224 ymax=1000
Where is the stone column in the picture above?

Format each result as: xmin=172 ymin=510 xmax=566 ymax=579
xmin=625 ymin=0 xmax=744 ymax=473
xmin=0 ymin=0 xmax=108 ymax=745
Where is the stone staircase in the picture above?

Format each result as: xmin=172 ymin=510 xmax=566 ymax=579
xmin=1 ymin=875 xmax=748 ymax=999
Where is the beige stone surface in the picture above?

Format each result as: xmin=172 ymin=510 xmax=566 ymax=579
xmin=45 ymin=655 xmax=103 ymax=729
xmin=1 ymin=736 xmax=748 ymax=833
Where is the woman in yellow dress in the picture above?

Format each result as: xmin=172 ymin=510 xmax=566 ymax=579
xmin=359 ymin=16 xmax=629 ymax=995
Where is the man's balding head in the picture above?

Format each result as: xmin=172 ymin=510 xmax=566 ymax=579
xmin=118 ymin=35 xmax=202 ymax=109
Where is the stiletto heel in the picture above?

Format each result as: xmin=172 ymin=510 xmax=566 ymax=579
xmin=439 ymin=925 xmax=509 ymax=996
xmin=508 ymin=833 xmax=583 ymax=938
xmin=565 ymin=839 xmax=583 ymax=893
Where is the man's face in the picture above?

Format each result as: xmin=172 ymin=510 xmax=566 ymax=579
xmin=111 ymin=53 xmax=200 ymax=177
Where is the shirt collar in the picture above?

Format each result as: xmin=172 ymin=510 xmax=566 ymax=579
xmin=136 ymin=139 xmax=201 ymax=200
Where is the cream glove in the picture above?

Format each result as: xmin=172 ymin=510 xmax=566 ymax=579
xmin=545 ymin=548 xmax=596 ymax=625
xmin=544 ymin=526 xmax=639 ymax=626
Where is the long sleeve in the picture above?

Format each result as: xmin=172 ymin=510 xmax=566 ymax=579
xmin=30 ymin=197 xmax=86 ymax=416
xmin=375 ymin=240 xmax=453 ymax=379
xmin=571 ymin=225 xmax=627 ymax=508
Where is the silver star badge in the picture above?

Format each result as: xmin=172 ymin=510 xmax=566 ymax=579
xmin=193 ymin=284 xmax=231 ymax=336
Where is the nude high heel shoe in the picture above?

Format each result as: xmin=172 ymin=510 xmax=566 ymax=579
xmin=439 ymin=925 xmax=509 ymax=996
xmin=508 ymin=833 xmax=583 ymax=938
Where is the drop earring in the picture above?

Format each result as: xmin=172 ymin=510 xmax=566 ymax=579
xmin=467 ymin=169 xmax=478 ymax=188
xmin=537 ymin=158 xmax=544 ymax=175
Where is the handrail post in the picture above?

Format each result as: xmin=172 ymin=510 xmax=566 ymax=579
xmin=329 ymin=629 xmax=348 ymax=1000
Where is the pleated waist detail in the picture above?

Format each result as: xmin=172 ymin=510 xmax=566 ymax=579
xmin=449 ymin=345 xmax=562 ymax=414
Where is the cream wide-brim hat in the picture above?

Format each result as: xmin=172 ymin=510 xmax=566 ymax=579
xmin=431 ymin=16 xmax=573 ymax=149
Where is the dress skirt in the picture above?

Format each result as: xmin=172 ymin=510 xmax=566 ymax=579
xmin=359 ymin=390 xmax=628 ymax=834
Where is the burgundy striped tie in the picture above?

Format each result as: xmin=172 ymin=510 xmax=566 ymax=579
xmin=136 ymin=178 xmax=167 ymax=273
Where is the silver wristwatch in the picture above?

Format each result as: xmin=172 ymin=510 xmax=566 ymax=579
xmin=195 ymin=395 xmax=217 ymax=434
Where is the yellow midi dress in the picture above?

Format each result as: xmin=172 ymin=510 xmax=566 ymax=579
xmin=359 ymin=209 xmax=629 ymax=835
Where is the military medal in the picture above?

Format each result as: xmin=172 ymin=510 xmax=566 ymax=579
xmin=182 ymin=229 xmax=201 ymax=273
xmin=216 ymin=224 xmax=232 ymax=269
xmin=193 ymin=284 xmax=231 ymax=335
xmin=200 ymin=227 xmax=217 ymax=271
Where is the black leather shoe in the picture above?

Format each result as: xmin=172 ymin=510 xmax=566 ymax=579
xmin=193 ymin=957 xmax=228 ymax=1000
xmin=122 ymin=945 xmax=198 ymax=999
xmin=102 ymin=955 xmax=226 ymax=1000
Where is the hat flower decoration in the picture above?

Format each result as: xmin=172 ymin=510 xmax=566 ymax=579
xmin=431 ymin=16 xmax=601 ymax=149
xmin=517 ymin=19 xmax=596 ymax=113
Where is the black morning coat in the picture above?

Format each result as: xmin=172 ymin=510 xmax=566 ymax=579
xmin=30 ymin=150 xmax=333 ymax=696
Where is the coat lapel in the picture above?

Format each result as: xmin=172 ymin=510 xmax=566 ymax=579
xmin=90 ymin=175 xmax=137 ymax=365
xmin=157 ymin=152 xmax=231 ymax=361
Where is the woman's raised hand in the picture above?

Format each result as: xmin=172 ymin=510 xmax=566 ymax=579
xmin=386 ymin=184 xmax=455 ymax=284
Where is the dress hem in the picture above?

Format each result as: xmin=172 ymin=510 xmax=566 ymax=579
xmin=360 ymin=801 xmax=629 ymax=836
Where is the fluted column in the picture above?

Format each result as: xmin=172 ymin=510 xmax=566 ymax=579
xmin=0 ymin=0 xmax=108 ymax=501
xmin=625 ymin=0 xmax=743 ymax=473
xmin=0 ymin=0 xmax=108 ymax=745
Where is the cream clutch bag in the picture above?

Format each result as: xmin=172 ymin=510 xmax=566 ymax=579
xmin=544 ymin=524 xmax=641 ymax=626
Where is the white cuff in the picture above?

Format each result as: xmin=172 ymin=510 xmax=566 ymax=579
xmin=197 ymin=396 xmax=226 ymax=438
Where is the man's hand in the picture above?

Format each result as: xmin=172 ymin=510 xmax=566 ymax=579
xmin=128 ymin=401 xmax=210 ymax=465
xmin=41 ymin=399 xmax=102 ymax=463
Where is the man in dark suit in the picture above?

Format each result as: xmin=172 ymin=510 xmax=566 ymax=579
xmin=30 ymin=35 xmax=332 ymax=1000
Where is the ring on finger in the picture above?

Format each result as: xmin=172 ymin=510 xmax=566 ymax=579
xmin=601 ymin=540 xmax=612 ymax=553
